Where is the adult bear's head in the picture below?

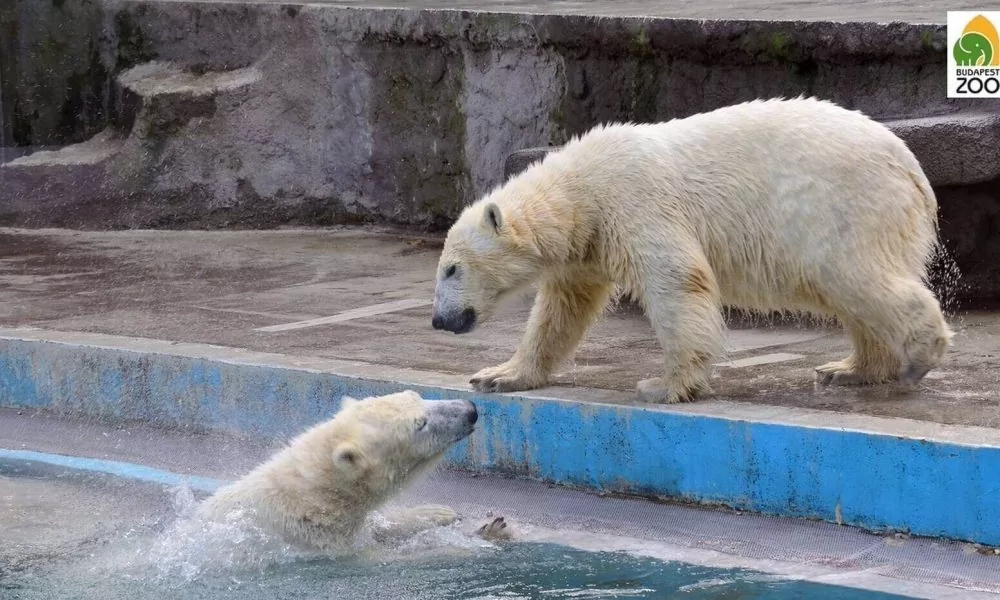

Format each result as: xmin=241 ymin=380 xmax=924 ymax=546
xmin=431 ymin=194 xmax=548 ymax=334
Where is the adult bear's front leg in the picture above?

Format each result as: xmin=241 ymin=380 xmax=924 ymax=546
xmin=470 ymin=269 xmax=613 ymax=394
xmin=470 ymin=359 xmax=544 ymax=393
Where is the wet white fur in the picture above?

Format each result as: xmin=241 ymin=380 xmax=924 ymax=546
xmin=434 ymin=96 xmax=953 ymax=403
xmin=196 ymin=391 xmax=471 ymax=551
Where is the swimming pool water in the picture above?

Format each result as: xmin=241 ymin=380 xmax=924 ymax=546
xmin=4 ymin=523 xmax=916 ymax=599
xmin=1 ymin=457 xmax=915 ymax=600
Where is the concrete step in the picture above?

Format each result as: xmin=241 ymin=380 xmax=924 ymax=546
xmin=0 ymin=60 xmax=263 ymax=228
xmin=889 ymin=111 xmax=1000 ymax=187
xmin=0 ymin=130 xmax=125 ymax=227
xmin=1 ymin=129 xmax=123 ymax=169
xmin=116 ymin=60 xmax=262 ymax=140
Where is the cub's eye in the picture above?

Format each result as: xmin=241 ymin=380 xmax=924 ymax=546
xmin=444 ymin=264 xmax=457 ymax=278
xmin=415 ymin=418 xmax=428 ymax=431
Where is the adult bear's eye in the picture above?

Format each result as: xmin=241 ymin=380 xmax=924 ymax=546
xmin=415 ymin=418 xmax=428 ymax=431
xmin=445 ymin=265 xmax=457 ymax=278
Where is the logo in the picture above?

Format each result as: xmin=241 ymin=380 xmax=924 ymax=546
xmin=948 ymin=12 xmax=1000 ymax=97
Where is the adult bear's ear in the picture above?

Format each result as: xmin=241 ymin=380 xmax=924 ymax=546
xmin=482 ymin=202 xmax=503 ymax=233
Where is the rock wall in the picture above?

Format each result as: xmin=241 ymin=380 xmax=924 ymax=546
xmin=1 ymin=0 xmax=997 ymax=306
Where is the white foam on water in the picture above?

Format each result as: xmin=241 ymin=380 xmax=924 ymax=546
xmin=676 ymin=574 xmax=784 ymax=592
xmin=537 ymin=588 xmax=655 ymax=598
xmin=85 ymin=482 xmax=508 ymax=587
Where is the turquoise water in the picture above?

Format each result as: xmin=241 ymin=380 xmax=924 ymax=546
xmin=1 ymin=458 xmax=914 ymax=600
xmin=5 ymin=517 xmax=916 ymax=600
xmin=6 ymin=540 xmax=913 ymax=600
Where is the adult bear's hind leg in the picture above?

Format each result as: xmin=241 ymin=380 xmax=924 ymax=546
xmin=815 ymin=317 xmax=899 ymax=385
xmin=815 ymin=277 xmax=952 ymax=386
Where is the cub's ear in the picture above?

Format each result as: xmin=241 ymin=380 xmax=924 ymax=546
xmin=332 ymin=442 xmax=367 ymax=473
xmin=482 ymin=202 xmax=503 ymax=233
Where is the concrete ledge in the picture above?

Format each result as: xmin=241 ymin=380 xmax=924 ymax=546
xmin=1 ymin=327 xmax=999 ymax=546
xmin=887 ymin=112 xmax=1000 ymax=187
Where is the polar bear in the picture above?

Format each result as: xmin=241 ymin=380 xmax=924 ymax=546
xmin=431 ymin=97 xmax=953 ymax=404
xmin=196 ymin=390 xmax=479 ymax=551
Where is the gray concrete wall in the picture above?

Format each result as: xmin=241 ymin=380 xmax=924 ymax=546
xmin=0 ymin=1 xmax=997 ymax=303
xmin=2 ymin=2 xmax=982 ymax=223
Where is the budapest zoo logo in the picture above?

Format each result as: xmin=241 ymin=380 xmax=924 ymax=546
xmin=948 ymin=12 xmax=1000 ymax=97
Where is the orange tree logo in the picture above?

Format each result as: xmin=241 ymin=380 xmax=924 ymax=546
xmin=953 ymin=14 xmax=999 ymax=67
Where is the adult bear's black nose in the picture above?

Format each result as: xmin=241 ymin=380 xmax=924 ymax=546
xmin=431 ymin=308 xmax=477 ymax=334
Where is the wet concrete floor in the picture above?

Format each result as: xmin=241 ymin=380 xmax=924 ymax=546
xmin=0 ymin=227 xmax=996 ymax=427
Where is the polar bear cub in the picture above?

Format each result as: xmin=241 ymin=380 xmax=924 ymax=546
xmin=196 ymin=390 xmax=479 ymax=552
xmin=431 ymin=96 xmax=952 ymax=403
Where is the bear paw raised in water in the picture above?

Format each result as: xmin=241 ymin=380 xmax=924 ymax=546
xmin=476 ymin=516 xmax=512 ymax=541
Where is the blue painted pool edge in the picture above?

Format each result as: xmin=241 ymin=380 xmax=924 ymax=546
xmin=0 ymin=448 xmax=225 ymax=492
xmin=1 ymin=336 xmax=998 ymax=546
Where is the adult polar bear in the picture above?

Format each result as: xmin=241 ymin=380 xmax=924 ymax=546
xmin=431 ymin=97 xmax=952 ymax=404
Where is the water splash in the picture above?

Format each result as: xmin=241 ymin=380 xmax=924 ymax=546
xmin=136 ymin=485 xmax=311 ymax=583
xmin=101 ymin=483 xmax=501 ymax=586
xmin=929 ymin=242 xmax=965 ymax=316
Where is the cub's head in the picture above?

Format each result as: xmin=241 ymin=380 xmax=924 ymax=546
xmin=432 ymin=199 xmax=543 ymax=334
xmin=320 ymin=391 xmax=478 ymax=497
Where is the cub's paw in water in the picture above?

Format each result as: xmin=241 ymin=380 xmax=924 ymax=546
xmin=476 ymin=516 xmax=512 ymax=541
